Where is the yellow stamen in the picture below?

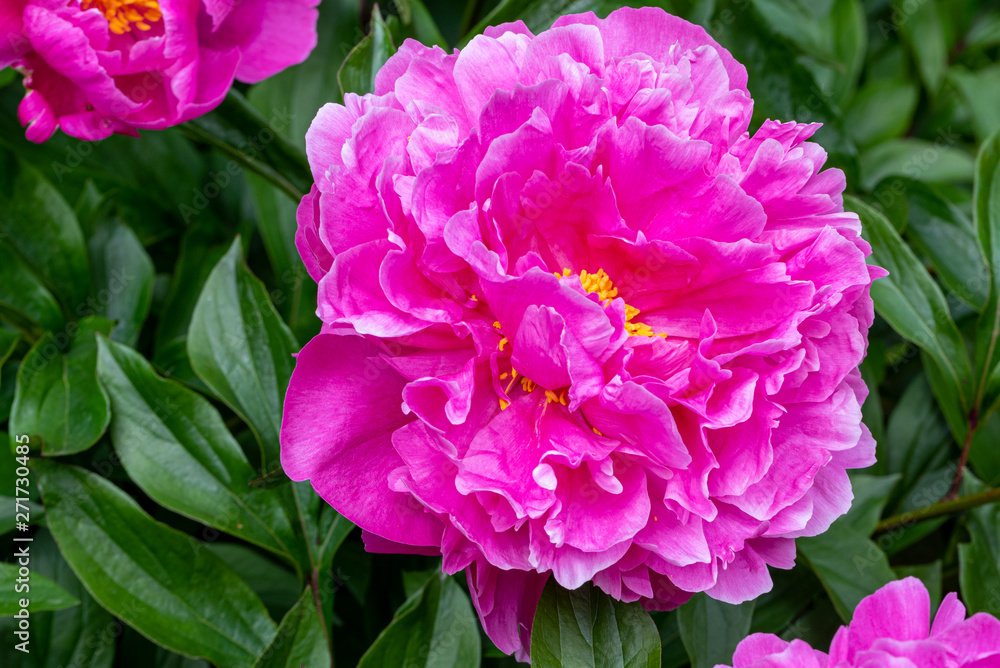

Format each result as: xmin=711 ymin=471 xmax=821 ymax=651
xmin=499 ymin=399 xmax=510 ymax=410
xmin=545 ymin=388 xmax=569 ymax=405
xmin=498 ymin=337 xmax=508 ymax=351
xmin=520 ymin=377 xmax=536 ymax=393
xmin=82 ymin=0 xmax=161 ymax=35
xmin=492 ymin=321 xmax=502 ymax=329
xmin=571 ymin=267 xmax=662 ymax=337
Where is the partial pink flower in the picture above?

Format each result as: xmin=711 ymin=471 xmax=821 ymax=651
xmin=281 ymin=7 xmax=884 ymax=661
xmin=4 ymin=0 xmax=320 ymax=142
xmin=721 ymin=578 xmax=1000 ymax=667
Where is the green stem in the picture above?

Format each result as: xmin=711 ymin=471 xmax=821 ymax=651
xmin=946 ymin=411 xmax=978 ymax=501
xmin=875 ymin=485 xmax=1000 ymax=533
xmin=179 ymin=123 xmax=303 ymax=202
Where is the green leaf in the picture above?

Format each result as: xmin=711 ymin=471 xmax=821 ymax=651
xmin=181 ymin=91 xmax=311 ymax=201
xmin=118 ymin=627 xmax=211 ymax=667
xmin=842 ymin=472 xmax=901 ymax=535
xmin=34 ymin=460 xmax=278 ymax=667
xmin=359 ymin=573 xmax=482 ymax=668
xmin=246 ymin=0 xmax=357 ymax=341
xmin=0 ymin=361 xmax=14 ymax=424
xmin=0 ymin=164 xmax=89 ymax=310
xmin=188 ymin=239 xmax=298 ymax=470
xmin=86 ymin=218 xmax=155 ymax=347
xmin=245 ymin=175 xmax=319 ymax=344
xmin=0 ymin=241 xmax=65 ymax=334
xmin=970 ymin=407 xmax=1000 ymax=485
xmin=339 ymin=7 xmax=397 ymax=97
xmin=709 ymin=0 xmax=854 ymax=168
xmin=531 ymin=579 xmax=660 ymax=668
xmin=845 ymin=79 xmax=919 ymax=148
xmin=949 ymin=65 xmax=1000 ymax=142
xmin=881 ymin=374 xmax=952 ymax=511
xmin=9 ymin=317 xmax=113 ymax=456
xmin=651 ymin=611 xmax=688 ymax=668
xmin=0 ymin=329 xmax=18 ymax=423
xmin=849 ymin=195 xmax=974 ymax=443
xmin=749 ymin=566 xmax=823 ymax=636
xmin=152 ymin=224 xmax=234 ymax=390
xmin=0 ymin=325 xmax=17 ymax=363
xmin=205 ymin=543 xmax=302 ymax=622
xmin=96 ymin=337 xmax=307 ymax=570
xmin=859 ymin=138 xmax=976 ymax=191
xmin=973 ymin=131 xmax=1000 ymax=420
xmin=0 ymin=562 xmax=79 ymax=614
xmin=959 ymin=474 xmax=1000 ymax=615
xmin=798 ymin=521 xmax=895 ymax=622
xmin=0 ymin=530 xmax=116 ymax=668
xmin=750 ymin=0 xmax=865 ymax=105
xmin=677 ymin=594 xmax=753 ymax=668
xmin=252 ymin=588 xmax=331 ymax=668
xmin=405 ymin=0 xmax=449 ymax=49
xmin=967 ymin=11 xmax=1000 ymax=49
xmin=897 ymin=0 xmax=948 ymax=93
xmin=876 ymin=177 xmax=989 ymax=311
xmin=465 ymin=0 xmax=677 ymax=38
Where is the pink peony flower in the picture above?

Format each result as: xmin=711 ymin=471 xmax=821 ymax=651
xmin=281 ymin=7 xmax=883 ymax=660
xmin=3 ymin=0 xmax=320 ymax=142
xmin=720 ymin=578 xmax=1000 ymax=667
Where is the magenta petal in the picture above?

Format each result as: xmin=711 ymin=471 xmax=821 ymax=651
xmin=930 ymin=593 xmax=966 ymax=636
xmin=467 ymin=558 xmax=548 ymax=663
xmin=0 ymin=0 xmax=28 ymax=68
xmin=847 ymin=578 xmax=931 ymax=653
xmin=219 ymin=0 xmax=319 ymax=83
xmin=281 ymin=334 xmax=443 ymax=547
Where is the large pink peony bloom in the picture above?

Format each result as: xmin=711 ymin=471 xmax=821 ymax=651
xmin=3 ymin=0 xmax=319 ymax=142
xmin=282 ymin=6 xmax=883 ymax=660
xmin=721 ymin=578 xmax=1000 ymax=667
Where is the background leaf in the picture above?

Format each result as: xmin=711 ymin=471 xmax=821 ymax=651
xmin=799 ymin=522 xmax=896 ymax=622
xmin=35 ymin=460 xmax=278 ymax=667
xmin=86 ymin=217 xmax=155 ymax=347
xmin=849 ymin=195 xmax=974 ymax=442
xmin=9 ymin=317 xmax=113 ymax=455
xmin=0 ymin=161 xmax=90 ymax=310
xmin=359 ymin=573 xmax=482 ymax=668
xmin=0 ymin=562 xmax=79 ymax=614
xmin=253 ymin=588 xmax=331 ymax=668
xmin=339 ymin=7 xmax=397 ymax=97
xmin=676 ymin=594 xmax=753 ymax=668
xmin=531 ymin=579 xmax=660 ymax=668
xmin=188 ymin=239 xmax=298 ymax=469
xmin=97 ymin=337 xmax=307 ymax=571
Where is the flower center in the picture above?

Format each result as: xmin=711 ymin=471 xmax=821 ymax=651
xmin=493 ymin=268 xmax=662 ymax=411
xmin=563 ymin=268 xmax=660 ymax=337
xmin=81 ymin=0 xmax=162 ymax=35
